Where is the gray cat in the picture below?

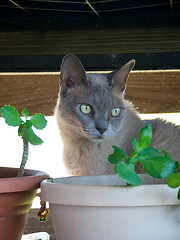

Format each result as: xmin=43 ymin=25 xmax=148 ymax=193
xmin=55 ymin=54 xmax=180 ymax=176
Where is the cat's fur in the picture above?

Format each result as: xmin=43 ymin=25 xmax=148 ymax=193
xmin=55 ymin=54 xmax=180 ymax=176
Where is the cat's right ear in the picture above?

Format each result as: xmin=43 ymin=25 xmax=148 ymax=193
xmin=112 ymin=59 xmax=135 ymax=93
xmin=60 ymin=54 xmax=86 ymax=89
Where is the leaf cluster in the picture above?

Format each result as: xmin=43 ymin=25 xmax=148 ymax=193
xmin=0 ymin=105 xmax=47 ymax=145
xmin=108 ymin=123 xmax=180 ymax=199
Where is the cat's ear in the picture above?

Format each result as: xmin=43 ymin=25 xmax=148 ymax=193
xmin=60 ymin=54 xmax=86 ymax=88
xmin=112 ymin=59 xmax=135 ymax=93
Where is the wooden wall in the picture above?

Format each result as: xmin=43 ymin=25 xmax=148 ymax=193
xmin=1 ymin=27 xmax=180 ymax=56
xmin=0 ymin=27 xmax=180 ymax=71
xmin=0 ymin=70 xmax=180 ymax=115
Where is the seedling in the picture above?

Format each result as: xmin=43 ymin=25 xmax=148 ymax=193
xmin=0 ymin=105 xmax=47 ymax=177
xmin=108 ymin=123 xmax=180 ymax=199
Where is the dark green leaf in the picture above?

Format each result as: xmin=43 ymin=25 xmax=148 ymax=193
xmin=18 ymin=124 xmax=24 ymax=136
xmin=178 ymin=188 xmax=180 ymax=200
xmin=108 ymin=146 xmax=129 ymax=164
xmin=114 ymin=161 xmax=142 ymax=185
xmin=138 ymin=147 xmax=175 ymax=178
xmin=1 ymin=105 xmax=22 ymax=127
xmin=167 ymin=173 xmax=180 ymax=188
xmin=162 ymin=149 xmax=171 ymax=158
xmin=30 ymin=114 xmax=47 ymax=130
xmin=22 ymin=108 xmax=29 ymax=118
xmin=26 ymin=120 xmax=33 ymax=128
xmin=25 ymin=127 xmax=43 ymax=145
xmin=175 ymin=161 xmax=180 ymax=172
xmin=139 ymin=123 xmax=152 ymax=149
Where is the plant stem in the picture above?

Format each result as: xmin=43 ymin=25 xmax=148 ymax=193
xmin=17 ymin=137 xmax=29 ymax=177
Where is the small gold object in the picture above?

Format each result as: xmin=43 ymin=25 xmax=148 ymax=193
xmin=36 ymin=193 xmax=50 ymax=222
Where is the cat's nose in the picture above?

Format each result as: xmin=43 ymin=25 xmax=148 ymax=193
xmin=96 ymin=127 xmax=107 ymax=134
xmin=95 ymin=120 xmax=108 ymax=135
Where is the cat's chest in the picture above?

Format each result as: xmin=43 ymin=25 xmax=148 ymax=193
xmin=64 ymin=140 xmax=114 ymax=175
xmin=67 ymin=141 xmax=111 ymax=161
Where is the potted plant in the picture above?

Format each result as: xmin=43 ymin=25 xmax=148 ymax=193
xmin=0 ymin=105 xmax=49 ymax=240
xmin=40 ymin=124 xmax=180 ymax=240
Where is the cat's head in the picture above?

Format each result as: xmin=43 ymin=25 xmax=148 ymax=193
xmin=56 ymin=54 xmax=135 ymax=142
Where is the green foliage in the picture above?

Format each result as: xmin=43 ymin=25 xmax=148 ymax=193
xmin=108 ymin=123 xmax=180 ymax=199
xmin=0 ymin=105 xmax=47 ymax=177
xmin=108 ymin=146 xmax=129 ymax=164
xmin=25 ymin=127 xmax=44 ymax=146
xmin=114 ymin=162 xmax=141 ymax=185
xmin=22 ymin=108 xmax=29 ymax=119
xmin=30 ymin=114 xmax=47 ymax=130
xmin=139 ymin=123 xmax=152 ymax=149
xmin=167 ymin=171 xmax=180 ymax=200
xmin=1 ymin=105 xmax=22 ymax=126
xmin=137 ymin=147 xmax=175 ymax=178
xmin=1 ymin=105 xmax=47 ymax=146
xmin=167 ymin=173 xmax=180 ymax=188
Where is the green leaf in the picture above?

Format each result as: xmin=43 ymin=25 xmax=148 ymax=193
xmin=108 ymin=146 xmax=129 ymax=164
xmin=175 ymin=161 xmax=180 ymax=172
xmin=114 ymin=161 xmax=142 ymax=185
xmin=22 ymin=108 xmax=29 ymax=118
xmin=138 ymin=147 xmax=175 ymax=178
xmin=30 ymin=114 xmax=47 ymax=130
xmin=25 ymin=127 xmax=43 ymax=145
xmin=178 ymin=188 xmax=180 ymax=200
xmin=167 ymin=173 xmax=180 ymax=188
xmin=162 ymin=149 xmax=171 ymax=158
xmin=0 ymin=105 xmax=22 ymax=127
xmin=18 ymin=124 xmax=24 ymax=136
xmin=131 ymin=138 xmax=140 ymax=154
xmin=26 ymin=120 xmax=32 ymax=128
xmin=139 ymin=123 xmax=152 ymax=149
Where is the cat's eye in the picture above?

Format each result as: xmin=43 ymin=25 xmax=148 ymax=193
xmin=80 ymin=104 xmax=92 ymax=114
xmin=111 ymin=108 xmax=121 ymax=117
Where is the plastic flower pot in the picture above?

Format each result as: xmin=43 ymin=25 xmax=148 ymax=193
xmin=41 ymin=174 xmax=180 ymax=240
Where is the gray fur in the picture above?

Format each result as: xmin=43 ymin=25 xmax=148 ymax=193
xmin=55 ymin=54 xmax=180 ymax=176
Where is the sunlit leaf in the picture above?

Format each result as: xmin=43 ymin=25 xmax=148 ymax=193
xmin=22 ymin=108 xmax=29 ymax=118
xmin=25 ymin=127 xmax=43 ymax=145
xmin=1 ymin=105 xmax=22 ymax=127
xmin=139 ymin=123 xmax=152 ymax=149
xmin=167 ymin=173 xmax=180 ymax=188
xmin=30 ymin=114 xmax=47 ymax=130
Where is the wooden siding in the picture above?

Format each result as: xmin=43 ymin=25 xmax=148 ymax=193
xmin=0 ymin=70 xmax=180 ymax=115
xmin=0 ymin=27 xmax=180 ymax=56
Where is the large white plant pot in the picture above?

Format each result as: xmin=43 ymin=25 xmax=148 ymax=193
xmin=41 ymin=174 xmax=180 ymax=240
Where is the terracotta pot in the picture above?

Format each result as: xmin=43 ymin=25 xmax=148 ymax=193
xmin=0 ymin=167 xmax=49 ymax=240
xmin=41 ymin=174 xmax=180 ymax=240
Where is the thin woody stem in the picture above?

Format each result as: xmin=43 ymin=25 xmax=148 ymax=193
xmin=17 ymin=137 xmax=29 ymax=177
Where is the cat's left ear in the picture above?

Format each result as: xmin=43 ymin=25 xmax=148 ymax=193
xmin=60 ymin=54 xmax=86 ymax=89
xmin=112 ymin=59 xmax=135 ymax=93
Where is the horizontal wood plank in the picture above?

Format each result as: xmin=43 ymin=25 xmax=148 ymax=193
xmin=0 ymin=27 xmax=180 ymax=56
xmin=0 ymin=70 xmax=180 ymax=115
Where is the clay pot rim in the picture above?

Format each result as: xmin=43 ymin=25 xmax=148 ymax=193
xmin=0 ymin=167 xmax=50 ymax=193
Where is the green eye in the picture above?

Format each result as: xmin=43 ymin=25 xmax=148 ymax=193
xmin=112 ymin=108 xmax=121 ymax=117
xmin=80 ymin=104 xmax=91 ymax=114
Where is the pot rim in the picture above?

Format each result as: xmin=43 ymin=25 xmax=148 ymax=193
xmin=0 ymin=167 xmax=49 ymax=193
xmin=41 ymin=174 xmax=180 ymax=207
